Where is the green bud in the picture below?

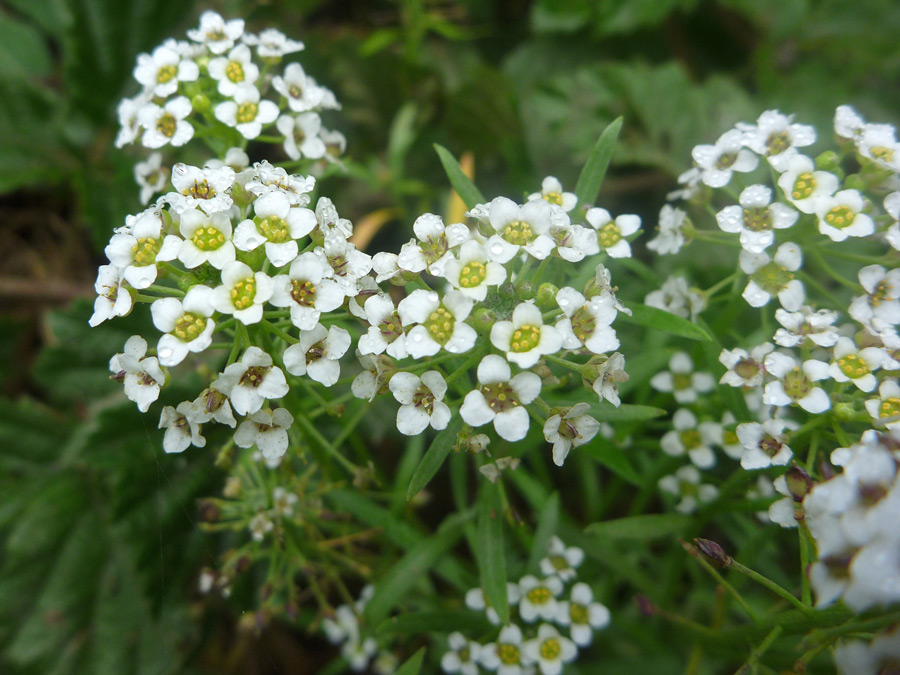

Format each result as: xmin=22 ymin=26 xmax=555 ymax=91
xmin=815 ymin=150 xmax=842 ymax=175
xmin=191 ymin=93 xmax=210 ymax=114
xmin=785 ymin=464 xmax=812 ymax=502
xmin=516 ymin=281 xmax=535 ymax=301
xmin=536 ymin=282 xmax=559 ymax=308
xmin=843 ymin=173 xmax=866 ymax=193
xmin=833 ymin=402 xmax=856 ymax=422
xmin=471 ymin=307 xmax=496 ymax=334
xmin=230 ymin=181 xmax=254 ymax=210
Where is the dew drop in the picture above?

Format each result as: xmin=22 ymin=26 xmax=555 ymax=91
xmin=411 ymin=333 xmax=424 ymax=343
xmin=558 ymin=298 xmax=570 ymax=307
xmin=159 ymin=347 xmax=173 ymax=360
xmin=490 ymin=243 xmax=504 ymax=256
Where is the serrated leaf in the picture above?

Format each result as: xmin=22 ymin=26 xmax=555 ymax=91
xmin=618 ymin=303 xmax=713 ymax=341
xmin=585 ymin=513 xmax=692 ymax=540
xmin=395 ymin=647 xmax=426 ymax=675
xmin=475 ymin=482 xmax=508 ymax=625
xmin=584 ymin=440 xmax=642 ymax=486
xmin=407 ymin=416 xmax=462 ymax=501
xmin=378 ymin=610 xmax=491 ymax=636
xmin=434 ymin=144 xmax=485 ymax=209
xmin=574 ymin=116 xmax=622 ymax=208
xmin=526 ymin=492 xmax=559 ymax=574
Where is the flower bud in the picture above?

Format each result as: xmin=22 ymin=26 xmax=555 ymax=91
xmin=471 ymin=307 xmax=496 ymax=334
xmin=843 ymin=173 xmax=866 ymax=192
xmin=516 ymin=281 xmax=535 ymax=302
xmin=191 ymin=93 xmax=210 ymax=114
xmin=833 ymin=402 xmax=856 ymax=422
xmin=197 ymin=499 xmax=220 ymax=522
xmin=785 ymin=464 xmax=812 ymax=502
xmin=536 ymin=282 xmax=559 ymax=308
xmin=814 ymin=150 xmax=842 ymax=175
xmin=692 ymin=538 xmax=732 ymax=568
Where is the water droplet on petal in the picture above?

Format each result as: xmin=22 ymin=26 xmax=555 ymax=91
xmin=159 ymin=347 xmax=173 ymax=359
xmin=490 ymin=243 xmax=504 ymax=256
xmin=558 ymin=298 xmax=570 ymax=307
xmin=411 ymin=333 xmax=423 ymax=343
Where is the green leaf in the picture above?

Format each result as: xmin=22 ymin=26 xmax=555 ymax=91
xmin=582 ymin=402 xmax=667 ymax=423
xmin=378 ymin=610 xmax=491 ymax=636
xmin=527 ymin=492 xmax=560 ymax=574
xmin=574 ymin=116 xmax=622 ymax=207
xmin=618 ymin=303 xmax=714 ymax=341
xmin=585 ymin=513 xmax=692 ymax=540
xmin=364 ymin=511 xmax=471 ymax=625
xmin=395 ymin=647 xmax=426 ymax=675
xmin=407 ymin=417 xmax=462 ymax=501
xmin=434 ymin=143 xmax=485 ymax=209
xmin=475 ymin=482 xmax=508 ymax=625
xmin=0 ymin=14 xmax=53 ymax=80
xmin=584 ymin=440 xmax=642 ymax=486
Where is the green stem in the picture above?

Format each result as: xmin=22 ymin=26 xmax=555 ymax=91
xmin=689 ymin=552 xmax=759 ymax=622
xmin=808 ymin=246 xmax=860 ymax=291
xmin=147 ymin=283 xmax=184 ymax=296
xmin=532 ymin=256 xmax=552 ymax=286
xmin=294 ymin=410 xmax=359 ymax=475
xmin=730 ymin=559 xmax=814 ymax=615
xmin=544 ymin=353 xmax=584 ymax=373
xmin=799 ymin=521 xmax=812 ymax=606
xmin=733 ymin=625 xmax=783 ymax=675
xmin=260 ymin=318 xmax=298 ymax=345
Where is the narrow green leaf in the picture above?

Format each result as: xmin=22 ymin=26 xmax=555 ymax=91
xmin=584 ymin=441 xmax=642 ymax=486
xmin=574 ymin=116 xmax=622 ymax=208
xmin=585 ymin=513 xmax=692 ymax=540
xmin=365 ymin=511 xmax=471 ymax=625
xmin=407 ymin=417 xmax=462 ymax=501
xmin=583 ymin=402 xmax=666 ymax=423
xmin=378 ymin=610 xmax=491 ymax=636
xmin=618 ymin=302 xmax=714 ymax=341
xmin=434 ymin=144 xmax=485 ymax=209
xmin=476 ymin=482 xmax=508 ymax=625
xmin=527 ymin=492 xmax=560 ymax=574
xmin=395 ymin=647 xmax=426 ymax=675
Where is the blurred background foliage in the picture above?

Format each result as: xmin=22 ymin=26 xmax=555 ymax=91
xmin=1 ymin=0 xmax=899 ymax=673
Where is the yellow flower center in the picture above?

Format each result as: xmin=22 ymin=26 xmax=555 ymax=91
xmin=174 ymin=312 xmax=206 ymax=341
xmin=156 ymin=112 xmax=177 ymax=138
xmin=230 ymin=277 xmax=257 ymax=310
xmin=502 ymin=220 xmax=534 ymax=246
xmin=498 ymin=643 xmax=520 ymax=665
xmin=132 ymin=237 xmax=160 ymax=266
xmin=183 ymin=179 xmax=216 ymax=200
xmin=598 ymin=222 xmax=621 ymax=249
xmin=825 ymin=205 xmax=855 ymax=229
xmin=570 ymin=307 xmax=596 ymax=343
xmin=192 ymin=225 xmax=226 ymax=251
xmin=743 ymin=206 xmax=772 ymax=232
xmin=239 ymin=365 xmax=268 ymax=389
xmin=510 ymin=324 xmax=541 ymax=353
xmin=425 ymin=306 xmax=454 ymax=345
xmin=871 ymin=146 xmax=895 ymax=162
xmin=837 ymin=353 xmax=869 ymax=380
xmin=715 ymin=152 xmax=737 ymax=170
xmin=544 ymin=191 xmax=563 ymax=205
xmin=482 ymin=382 xmax=518 ymax=414
xmin=526 ymin=586 xmax=552 ymax=605
xmin=288 ymin=84 xmax=303 ymax=99
xmin=570 ymin=603 xmax=589 ymax=625
xmin=459 ymin=261 xmax=487 ymax=289
xmin=783 ymin=366 xmax=812 ymax=401
xmin=236 ymin=102 xmax=258 ymax=124
xmin=225 ymin=60 xmax=245 ymax=84
xmin=752 ymin=262 xmax=793 ymax=295
xmin=680 ymin=429 xmax=702 ymax=450
xmin=791 ymin=172 xmax=816 ymax=200
xmin=290 ymin=279 xmax=316 ymax=307
xmin=539 ymin=638 xmax=561 ymax=661
xmin=156 ymin=64 xmax=177 ymax=84
xmin=879 ymin=397 xmax=900 ymax=420
xmin=258 ymin=215 xmax=290 ymax=243
xmin=766 ymin=130 xmax=791 ymax=155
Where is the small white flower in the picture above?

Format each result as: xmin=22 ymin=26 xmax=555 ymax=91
xmin=485 ymin=196 xmax=556 ymax=262
xmin=739 ymin=242 xmax=805 ymax=311
xmin=167 ymin=163 xmax=235 ymax=214
xmin=207 ymin=43 xmax=258 ymax=96
xmin=115 ymin=93 xmax=150 ymax=148
xmin=442 ymin=239 xmax=506 ymax=301
xmin=389 ymin=371 xmax=451 ymax=436
xmin=739 ymin=109 xmax=816 ymax=171
xmin=104 ymin=209 xmax=180 ymax=289
xmin=177 ymin=209 xmax=236 ymax=269
xmin=777 ymin=155 xmax=838 ymax=214
xmin=736 ymin=418 xmax=794 ymax=469
xmin=555 ymin=287 xmax=618 ymax=355
xmin=399 ymin=289 xmax=477 ymax=358
xmin=460 ymin=355 xmax=541 ymax=442
xmin=528 ymin=176 xmax=577 ymax=211
xmin=246 ymin=161 xmax=316 ymax=205
xmin=491 ymin=302 xmax=562 ymax=369
xmin=588 ymin=352 xmax=628 ymax=407
xmin=214 ymin=84 xmax=279 ymax=140
xmin=397 ymin=212 xmax=470 ymax=276
xmin=543 ymin=403 xmax=600 ymax=467
xmin=277 ymin=112 xmax=327 ymax=160
xmin=763 ymin=352 xmax=831 ymax=413
xmin=773 ymin=306 xmax=839 ymax=347
xmin=646 ymin=204 xmax=690 ymax=255
xmin=465 ymin=584 xmax=521 ymax=626
xmin=586 ymin=208 xmax=641 ymax=258
xmin=849 ymin=265 xmax=900 ymax=331
xmin=768 ymin=475 xmax=799 ymax=528
xmin=212 ymin=346 xmax=290 ymax=415
xmin=272 ymin=486 xmax=298 ymax=516
xmin=814 ymin=189 xmax=875 ymax=242
xmin=138 ymin=96 xmax=194 ymax=149
xmin=320 ymin=233 xmax=373 ymax=296
xmin=159 ymin=401 xmax=206 ymax=453
xmin=539 ymin=537 xmax=584 ymax=582
xmin=248 ymin=512 xmax=273 ymax=541
xmin=865 ymin=380 xmax=900 ymax=428
xmin=718 ymin=343 xmax=774 ymax=388
xmin=187 ymin=11 xmax=244 ymax=55
xmin=522 ymin=623 xmax=577 ymax=675
xmin=835 ymin=105 xmax=867 ymax=140
xmin=272 ymin=62 xmax=327 ymax=113
xmin=650 ymin=352 xmax=715 ymax=404
xmin=242 ymin=28 xmax=305 ymax=59
xmin=857 ymin=123 xmax=900 ymax=172
xmin=555 ymin=583 xmax=610 ymax=647
xmin=351 ymin=352 xmax=395 ymax=401
xmin=234 ymin=190 xmax=317 ymax=267
xmin=234 ymin=407 xmax=293 ymax=460
xmin=283 ymin=324 xmax=351 ymax=387
xmin=479 ymin=623 xmax=532 ymax=674
xmin=134 ymin=152 xmax=169 ymax=204
xmin=658 ymin=465 xmax=718 ymax=513
xmin=133 ymin=44 xmax=199 ymax=98
xmin=828 ymin=337 xmax=886 ymax=392
xmin=644 ymin=275 xmax=706 ymax=320
xmin=549 ymin=219 xmax=598 ymax=262
xmin=210 ymin=261 xmax=275 ymax=325
xmin=357 ymin=294 xmax=408 ymax=359
xmin=150 ymin=285 xmax=216 ymax=367
xmin=269 ymin=250 xmax=345 ymax=330
xmin=660 ymin=408 xmax=719 ymax=469
xmin=109 ymin=335 xmax=166 ymax=412
xmin=691 ymin=128 xmax=758 ymax=188
xmin=716 ymin=184 xmax=798 ymax=252
xmin=441 ymin=632 xmax=482 ymax=675
xmin=188 ymin=387 xmax=236 ymax=427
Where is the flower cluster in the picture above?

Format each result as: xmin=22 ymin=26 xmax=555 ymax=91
xmin=443 ymin=538 xmax=609 ymax=675
xmin=321 ymin=586 xmax=397 ymax=673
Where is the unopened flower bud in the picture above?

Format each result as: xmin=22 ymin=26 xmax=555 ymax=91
xmin=516 ymin=281 xmax=535 ymax=301
xmin=833 ymin=402 xmax=856 ymax=421
xmin=230 ymin=180 xmax=254 ymax=210
xmin=815 ymin=150 xmax=841 ymax=175
xmin=191 ymin=93 xmax=210 ymax=114
xmin=785 ymin=464 xmax=812 ymax=502
xmin=843 ymin=173 xmax=866 ymax=193
xmin=692 ymin=538 xmax=732 ymax=568
xmin=471 ymin=307 xmax=496 ymax=334
xmin=536 ymin=282 xmax=559 ymax=308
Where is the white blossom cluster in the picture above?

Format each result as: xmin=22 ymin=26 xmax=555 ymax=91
xmin=442 ymin=537 xmax=609 ymax=675
xmin=117 ymin=10 xmax=345 ymax=205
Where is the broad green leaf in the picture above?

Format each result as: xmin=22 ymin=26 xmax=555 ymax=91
xmin=395 ymin=647 xmax=426 ymax=675
xmin=475 ymin=482 xmax=508 ymax=625
xmin=574 ymin=116 xmax=622 ymax=208
xmin=434 ymin=144 xmax=485 ymax=209
xmin=526 ymin=492 xmax=559 ymax=574
xmin=585 ymin=513 xmax=692 ymax=540
xmin=365 ymin=511 xmax=470 ymax=625
xmin=378 ymin=610 xmax=491 ymax=636
xmin=583 ymin=441 xmax=642 ymax=486
xmin=407 ymin=417 xmax=462 ymax=501
xmin=618 ymin=303 xmax=713 ymax=341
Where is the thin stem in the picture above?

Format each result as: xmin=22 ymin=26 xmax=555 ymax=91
xmin=686 ymin=547 xmax=759 ymax=622
xmin=259 ymin=318 xmax=298 ymax=345
xmin=544 ymin=353 xmax=584 ymax=373
xmin=147 ymin=283 xmax=184 ymax=296
xmin=730 ymin=559 xmax=814 ymax=614
xmin=799 ymin=521 xmax=812 ymax=606
xmin=732 ymin=625 xmax=783 ymax=675
xmin=294 ymin=410 xmax=359 ymax=476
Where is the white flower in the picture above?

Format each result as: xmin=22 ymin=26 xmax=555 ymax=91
xmin=539 ymin=537 xmax=584 ymax=582
xmin=465 ymin=584 xmax=521 ymax=626
xmin=210 ymin=261 xmax=275 ymax=325
xmin=834 ymin=628 xmax=900 ymax=675
xmin=660 ymin=408 xmax=719 ymax=469
xmin=234 ymin=407 xmax=293 ymax=460
xmin=246 ymin=161 xmax=316 ymax=205
xmin=441 ymin=632 xmax=482 ymax=675
xmin=397 ymin=212 xmax=470 ymax=276
xmin=133 ymin=44 xmax=199 ymax=98
xmin=479 ymin=624 xmax=532 ymax=675
xmin=646 ymin=204 xmax=690 ymax=255
xmin=528 ymin=176 xmax=576 ymax=211
xmin=865 ymin=380 xmax=900 ymax=428
xmin=768 ymin=475 xmax=799 ymax=528
xmin=442 ymin=240 xmax=506 ymax=301
xmin=588 ymin=352 xmax=628 ymax=407
xmin=188 ymin=388 xmax=236 ymax=428
xmin=739 ymin=109 xmax=815 ymax=171
xmin=320 ymin=233 xmax=373 ymax=296
xmin=214 ymin=84 xmax=279 ymax=140
xmin=357 ymin=294 xmax=408 ymax=359
xmin=543 ymin=403 xmax=600 ymax=467
xmin=485 ymin=196 xmax=556 ymax=262
xmin=150 ymin=285 xmax=216 ymax=367
xmin=90 ymin=265 xmax=133 ymax=327
xmin=650 ymin=352 xmax=715 ymax=404
xmin=776 ymin=155 xmax=838 ymax=214
xmin=104 ymin=209 xmax=180 ymax=289
xmin=187 ymin=11 xmax=244 ymax=54
xmin=234 ymin=190 xmax=317 ymax=267
xmin=389 ymin=371 xmax=451 ymax=436
xmin=549 ymin=220 xmax=598 ymax=262
xmin=718 ymin=343 xmax=773 ymax=388
xmin=849 ymin=265 xmax=900 ymax=331
xmin=691 ymin=128 xmax=758 ymax=188
xmin=115 ymin=93 xmax=150 ymax=148
xmin=586 ymin=208 xmax=641 ymax=258
xmin=491 ymin=302 xmax=562 ymax=369
xmin=555 ymin=287 xmax=618 ymax=354
xmin=159 ymin=402 xmax=206 ymax=453
xmin=644 ymin=275 xmax=706 ymax=320
xmin=269 ymin=250 xmax=345 ymax=330
xmin=857 ymin=123 xmax=900 ymax=172
xmin=207 ymin=43 xmax=258 ymax=96
xmin=248 ymin=513 xmax=273 ymax=541
xmin=272 ymin=486 xmax=298 ymax=516
xmin=351 ymin=352 xmax=395 ymax=401
xmin=814 ymin=189 xmax=875 ymax=242
xmin=177 ymin=209 xmax=236 ymax=269
xmin=109 ymin=335 xmax=165 ymax=412
xmin=242 ymin=28 xmax=305 ymax=59
xmin=658 ymin=465 xmax=718 ymax=513
xmin=716 ymin=184 xmax=798 ymax=252
xmin=460 ymin=355 xmax=541 ymax=442
xmin=134 ymin=152 xmax=168 ymax=204
xmin=773 ymin=306 xmax=839 ymax=347
xmin=555 ymin=583 xmax=610 ymax=647
xmin=138 ymin=96 xmax=194 ymax=149
xmin=739 ymin=242 xmax=805 ymax=311
xmin=283 ymin=324 xmax=351 ymax=387
xmin=523 ymin=623 xmax=577 ymax=675
xmin=835 ymin=104 xmax=867 ymax=140
xmin=828 ymin=337 xmax=887 ymax=392
xmin=517 ymin=575 xmax=563 ymax=623
xmin=398 ymin=289 xmax=477 ymax=358
xmin=763 ymin=352 xmax=831 ymax=413
xmin=272 ymin=62 xmax=327 ymax=113
xmin=277 ymin=112 xmax=326 ymax=160
xmin=212 ymin=346 xmax=289 ymax=415
xmin=736 ymin=418 xmax=794 ymax=469
xmin=168 ymin=163 xmax=235 ymax=214
xmin=885 ymin=192 xmax=900 ymax=251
